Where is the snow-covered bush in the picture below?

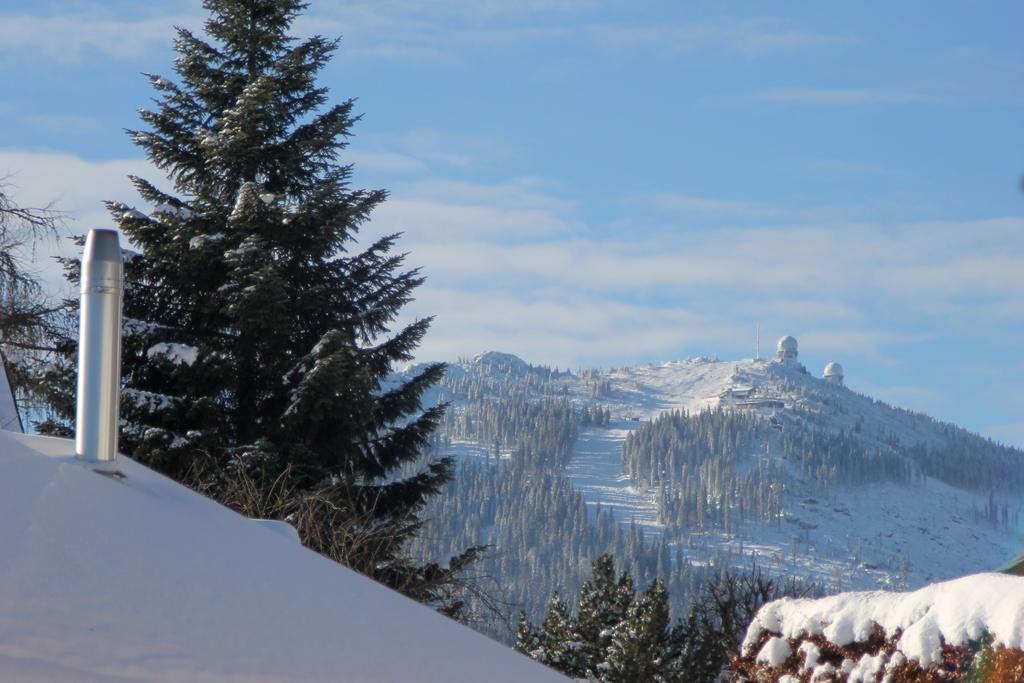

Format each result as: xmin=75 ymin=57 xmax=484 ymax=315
xmin=733 ymin=573 xmax=1024 ymax=682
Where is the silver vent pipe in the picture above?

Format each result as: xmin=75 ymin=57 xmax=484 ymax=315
xmin=75 ymin=229 xmax=124 ymax=465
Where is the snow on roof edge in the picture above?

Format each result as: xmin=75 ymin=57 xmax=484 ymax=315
xmin=0 ymin=431 xmax=566 ymax=683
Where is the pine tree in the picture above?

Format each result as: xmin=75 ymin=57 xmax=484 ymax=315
xmin=516 ymin=554 xmax=680 ymax=681
xmin=605 ymin=579 xmax=672 ymax=682
xmin=515 ymin=610 xmax=542 ymax=657
xmin=576 ymin=554 xmax=635 ymax=678
xmin=535 ymin=594 xmax=583 ymax=676
xmin=40 ymin=0 xmax=475 ymax=606
xmin=665 ymin=605 xmax=719 ymax=683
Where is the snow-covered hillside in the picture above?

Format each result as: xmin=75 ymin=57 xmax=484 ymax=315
xmin=412 ymin=346 xmax=1024 ymax=626
xmin=0 ymin=430 xmax=566 ymax=682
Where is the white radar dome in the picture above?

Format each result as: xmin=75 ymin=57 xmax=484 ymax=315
xmin=823 ymin=361 xmax=844 ymax=385
xmin=776 ymin=335 xmax=799 ymax=362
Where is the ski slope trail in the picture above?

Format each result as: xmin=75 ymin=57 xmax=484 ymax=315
xmin=566 ymin=424 xmax=660 ymax=532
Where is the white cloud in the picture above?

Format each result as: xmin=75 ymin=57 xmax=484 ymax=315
xmin=376 ymin=189 xmax=577 ymax=243
xmin=296 ymin=3 xmax=577 ymax=64
xmin=799 ymin=329 xmax=934 ymax=360
xmin=0 ymin=3 xmax=848 ymax=67
xmin=755 ymin=299 xmax=864 ymax=324
xmin=391 ymin=130 xmax=522 ymax=170
xmin=346 ymin=150 xmax=428 ymax=176
xmin=0 ymin=149 xmax=154 ymax=224
xmin=403 ymin=288 xmax=744 ymax=368
xmin=0 ymin=11 xmax=200 ymax=64
xmin=586 ymin=22 xmax=849 ymax=58
xmin=369 ymin=187 xmax=1022 ymax=380
xmin=366 ymin=176 xmax=1024 ymax=325
xmin=742 ymin=88 xmax=937 ymax=106
xmin=0 ymin=148 xmax=157 ymax=285
xmin=879 ymin=254 xmax=1023 ymax=295
xmin=307 ymin=9 xmax=850 ymax=65
xmin=4 ymin=147 xmax=1021 ymax=400
xmin=633 ymin=191 xmax=858 ymax=224
xmin=793 ymin=158 xmax=917 ymax=183
xmin=397 ymin=176 xmax=573 ymax=213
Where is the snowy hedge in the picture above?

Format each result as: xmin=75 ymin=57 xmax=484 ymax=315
xmin=732 ymin=573 xmax=1024 ymax=682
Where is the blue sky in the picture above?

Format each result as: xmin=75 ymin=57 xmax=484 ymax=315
xmin=0 ymin=1 xmax=1021 ymax=446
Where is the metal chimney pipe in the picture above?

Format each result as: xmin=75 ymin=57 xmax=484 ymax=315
xmin=75 ymin=229 xmax=124 ymax=464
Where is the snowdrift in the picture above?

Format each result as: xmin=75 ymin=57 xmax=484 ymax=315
xmin=0 ymin=430 xmax=565 ymax=682
xmin=735 ymin=573 xmax=1024 ymax=682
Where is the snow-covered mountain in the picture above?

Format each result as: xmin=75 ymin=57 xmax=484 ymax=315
xmin=407 ymin=343 xmax=1024 ymax=636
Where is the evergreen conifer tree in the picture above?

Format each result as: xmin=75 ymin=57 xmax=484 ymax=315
xmin=517 ymin=554 xmax=682 ymax=682
xmin=576 ymin=554 xmax=635 ymax=674
xmin=605 ymin=578 xmax=672 ymax=682
xmin=515 ymin=610 xmax=542 ymax=658
xmin=40 ymin=0 xmax=476 ymax=606
xmin=535 ymin=594 xmax=582 ymax=675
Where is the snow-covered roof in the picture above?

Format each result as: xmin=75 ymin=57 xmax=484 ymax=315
xmin=742 ymin=573 xmax=1024 ymax=671
xmin=0 ymin=430 xmax=566 ymax=683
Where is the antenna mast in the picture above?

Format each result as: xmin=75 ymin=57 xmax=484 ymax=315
xmin=755 ymin=323 xmax=760 ymax=361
